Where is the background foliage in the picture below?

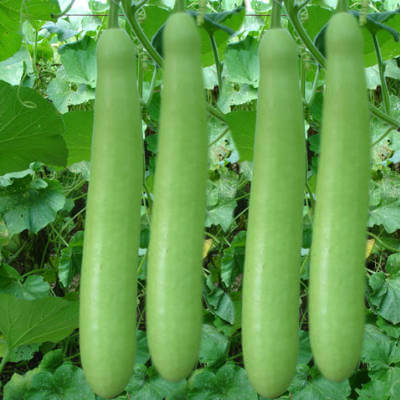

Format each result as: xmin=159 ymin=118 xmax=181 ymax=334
xmin=1 ymin=0 xmax=400 ymax=398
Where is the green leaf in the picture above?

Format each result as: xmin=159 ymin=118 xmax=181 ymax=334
xmin=298 ymin=330 xmax=312 ymax=365
xmin=361 ymin=324 xmax=400 ymax=370
xmin=287 ymin=364 xmax=310 ymax=395
xmin=126 ymin=365 xmax=186 ymax=400
xmin=198 ymin=324 xmax=229 ymax=367
xmin=42 ymin=20 xmax=80 ymax=41
xmin=188 ymin=363 xmax=257 ymax=400
xmin=221 ymin=230 xmax=246 ymax=287
xmin=292 ymin=375 xmax=351 ymax=400
xmin=0 ymin=3 xmax=22 ymax=62
xmin=386 ymin=253 xmax=400 ymax=275
xmin=225 ymin=111 xmax=256 ymax=161
xmin=217 ymin=83 xmax=257 ymax=113
xmin=3 ymin=350 xmax=65 ymax=399
xmin=0 ymin=49 xmax=32 ymax=86
xmin=376 ymin=316 xmax=400 ymax=338
xmin=141 ymin=6 xmax=170 ymax=40
xmin=369 ymin=173 xmax=400 ymax=233
xmin=47 ymin=71 xmax=95 ymax=114
xmin=368 ymin=271 xmax=400 ymax=324
xmin=62 ymin=111 xmax=93 ymax=165
xmin=58 ymin=36 xmax=97 ymax=88
xmin=224 ymin=36 xmax=259 ymax=87
xmin=0 ymin=260 xmax=52 ymax=301
xmin=136 ymin=330 xmax=150 ymax=365
xmin=26 ymin=364 xmax=94 ymax=399
xmin=205 ymin=168 xmax=239 ymax=231
xmin=356 ymin=367 xmax=400 ymax=399
xmin=0 ymin=294 xmax=79 ymax=350
xmin=151 ymin=7 xmax=245 ymax=67
xmin=58 ymin=231 xmax=84 ymax=289
xmin=0 ymin=81 xmax=67 ymax=174
xmin=0 ymin=342 xmax=39 ymax=363
xmin=0 ymin=169 xmax=66 ymax=236
xmin=18 ymin=0 xmax=61 ymax=21
xmin=302 ymin=5 xmax=332 ymax=42
xmin=206 ymin=200 xmax=236 ymax=231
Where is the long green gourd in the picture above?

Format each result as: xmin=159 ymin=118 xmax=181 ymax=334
xmin=79 ymin=28 xmax=143 ymax=398
xmin=309 ymin=12 xmax=370 ymax=381
xmin=146 ymin=12 xmax=207 ymax=381
xmin=242 ymin=28 xmax=306 ymax=398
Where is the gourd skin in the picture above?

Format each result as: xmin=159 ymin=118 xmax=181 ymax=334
xmin=309 ymin=12 xmax=370 ymax=382
xmin=79 ymin=28 xmax=143 ymax=399
xmin=146 ymin=12 xmax=207 ymax=382
xmin=242 ymin=28 xmax=306 ymax=399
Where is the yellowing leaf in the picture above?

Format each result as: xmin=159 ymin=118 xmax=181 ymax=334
xmin=366 ymin=239 xmax=375 ymax=258
xmin=203 ymin=239 xmax=213 ymax=259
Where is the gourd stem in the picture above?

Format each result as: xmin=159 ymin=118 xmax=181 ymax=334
xmin=121 ymin=0 xmax=227 ymax=123
xmin=335 ymin=0 xmax=347 ymax=12
xmin=174 ymin=0 xmax=185 ymax=12
xmin=283 ymin=0 xmax=400 ymax=129
xmin=121 ymin=0 xmax=164 ymax=67
xmin=108 ymin=0 xmax=120 ymax=28
xmin=270 ymin=0 xmax=282 ymax=29
xmin=373 ymin=33 xmax=391 ymax=115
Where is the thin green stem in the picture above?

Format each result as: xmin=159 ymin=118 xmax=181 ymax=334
xmin=284 ymin=0 xmax=325 ymax=67
xmin=108 ymin=0 xmax=120 ymax=28
xmin=305 ymin=181 xmax=315 ymax=212
xmin=299 ymin=252 xmax=310 ymax=278
xmin=143 ymin=181 xmax=153 ymax=214
xmin=209 ymin=126 xmax=230 ymax=147
xmin=207 ymin=104 xmax=226 ymax=122
xmin=372 ymin=126 xmax=394 ymax=147
xmin=209 ymin=34 xmax=223 ymax=91
xmin=205 ymin=231 xmax=221 ymax=244
xmin=336 ymin=0 xmax=347 ymax=12
xmin=32 ymin=29 xmax=38 ymax=79
xmin=51 ymin=0 xmax=76 ymax=18
xmin=7 ymin=241 xmax=28 ymax=263
xmin=307 ymin=65 xmax=320 ymax=106
xmin=368 ymin=231 xmax=400 ymax=253
xmin=373 ymin=34 xmax=390 ymax=115
xmin=370 ymin=103 xmax=399 ymax=128
xmin=174 ymin=0 xmax=185 ymax=12
xmin=137 ymin=251 xmax=148 ymax=277
xmin=121 ymin=0 xmax=227 ymax=124
xmin=145 ymin=66 xmax=158 ymax=107
xmin=283 ymin=0 xmax=400 ymax=129
xmin=270 ymin=0 xmax=282 ymax=29
xmin=122 ymin=0 xmax=163 ymax=67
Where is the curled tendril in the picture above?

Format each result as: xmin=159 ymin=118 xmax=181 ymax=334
xmin=17 ymin=65 xmax=37 ymax=109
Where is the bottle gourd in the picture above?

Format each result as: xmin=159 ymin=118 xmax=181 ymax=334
xmin=242 ymin=29 xmax=306 ymax=398
xmin=309 ymin=12 xmax=370 ymax=381
xmin=79 ymin=28 xmax=143 ymax=398
xmin=146 ymin=12 xmax=208 ymax=382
